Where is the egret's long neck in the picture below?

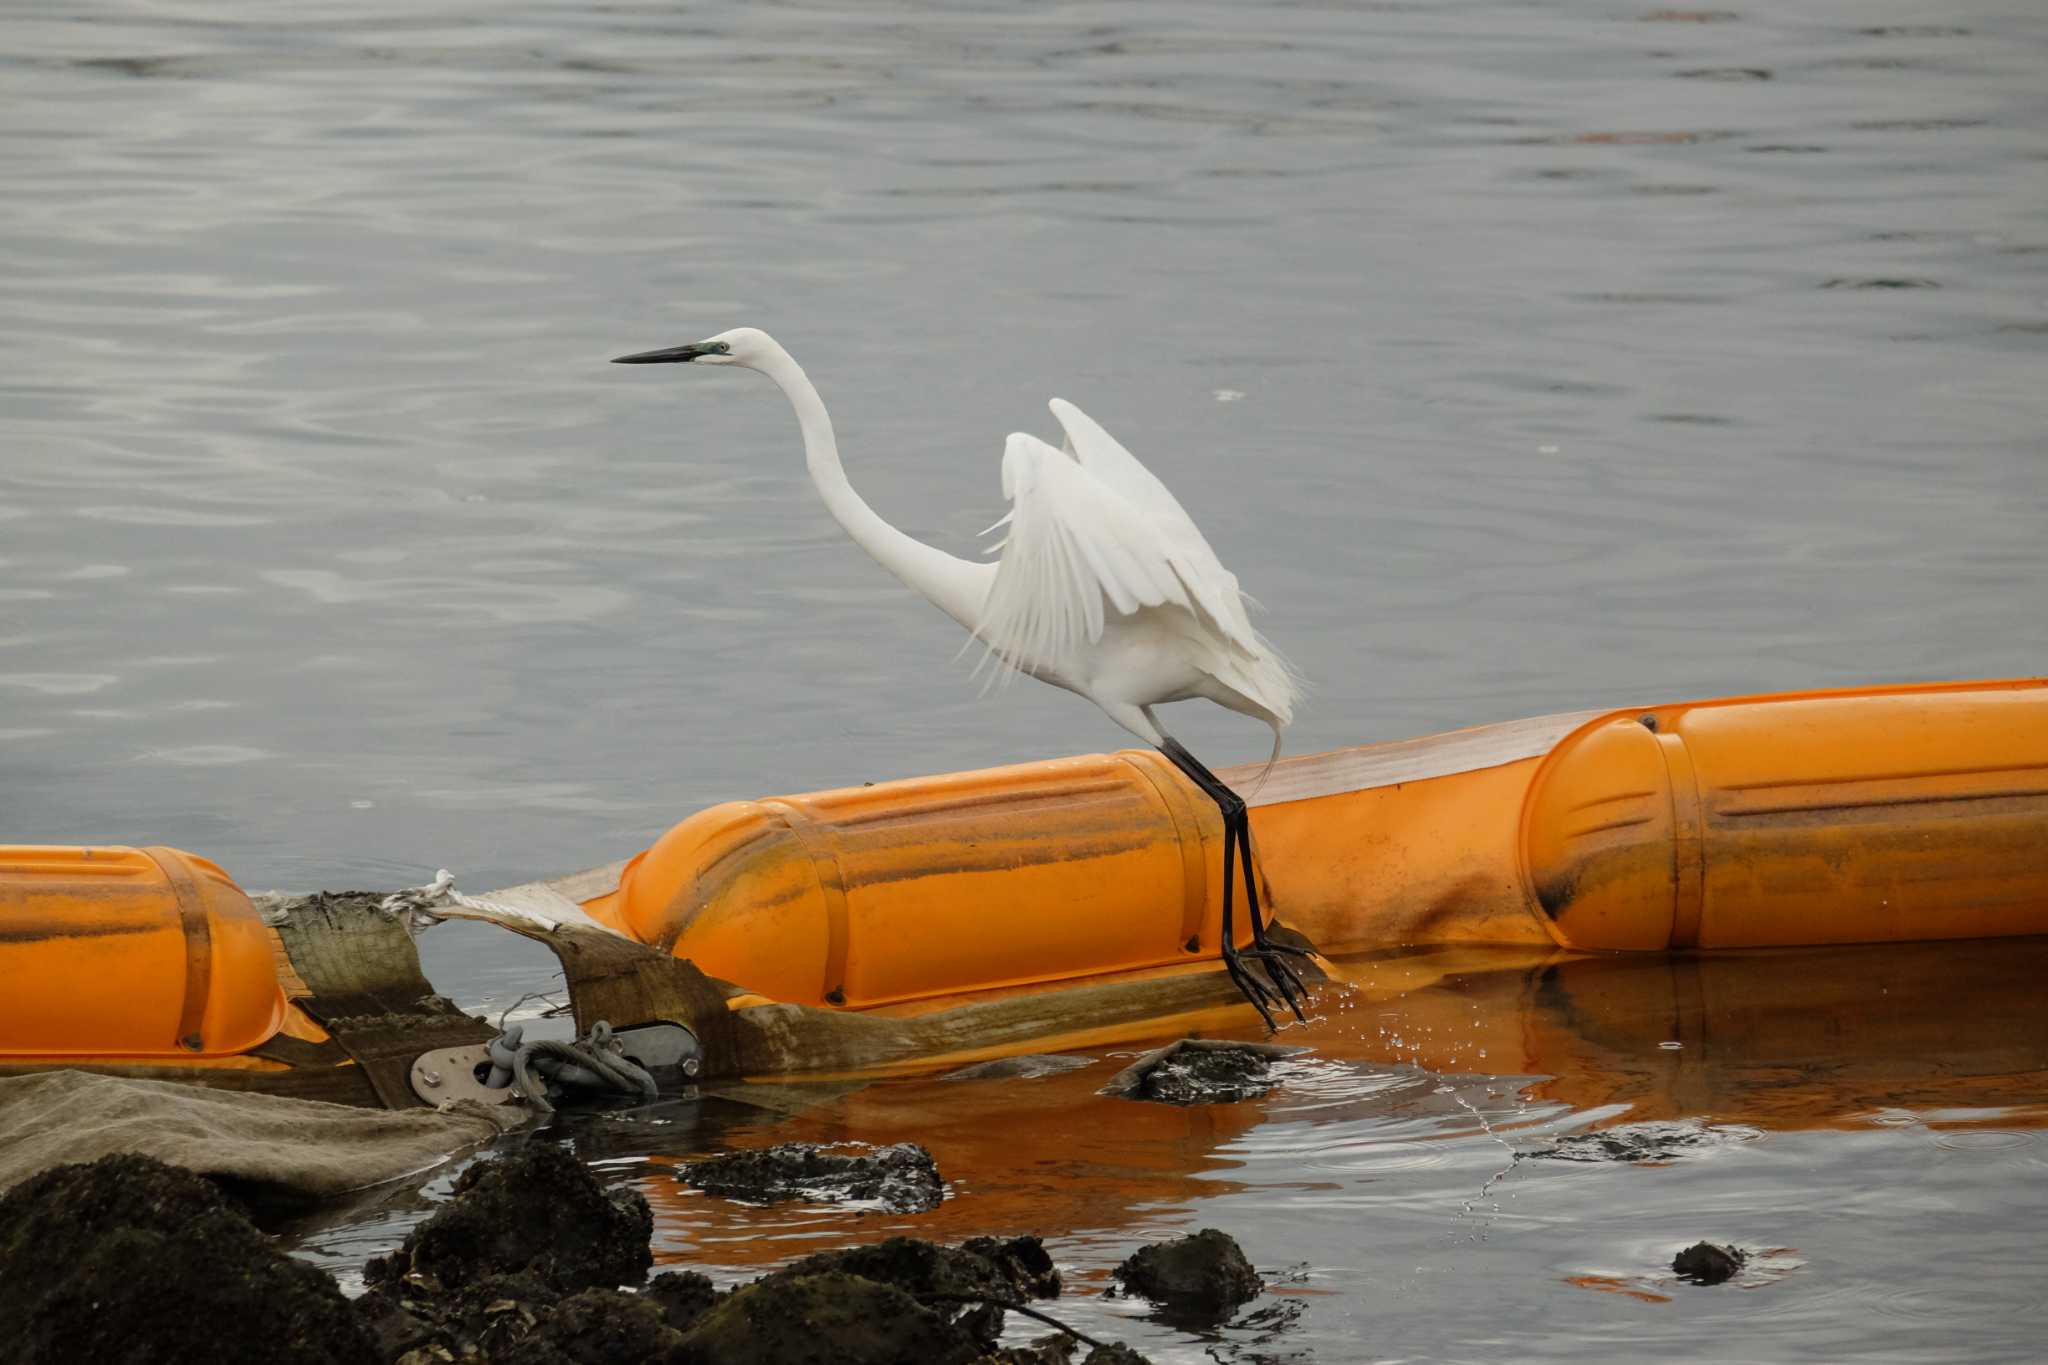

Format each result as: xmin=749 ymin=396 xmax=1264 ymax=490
xmin=753 ymin=343 xmax=990 ymax=630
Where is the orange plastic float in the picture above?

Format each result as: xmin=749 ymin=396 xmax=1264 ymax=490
xmin=3 ymin=676 xmax=2045 ymax=1092
xmin=590 ymin=750 xmax=1232 ymax=1010
xmin=0 ymin=845 xmax=287 ymax=1060
xmin=593 ymin=676 xmax=2048 ymax=1004
xmin=0 ymin=857 xmax=475 ymax=1104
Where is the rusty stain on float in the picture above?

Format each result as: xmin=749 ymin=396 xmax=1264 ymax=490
xmin=0 ymin=846 xmax=286 ymax=1059
xmin=592 ymin=677 xmax=2048 ymax=1014
xmin=588 ymin=750 xmax=1235 ymax=1011
xmin=1520 ymin=678 xmax=2048 ymax=951
xmin=4 ymin=676 xmax=2047 ymax=1092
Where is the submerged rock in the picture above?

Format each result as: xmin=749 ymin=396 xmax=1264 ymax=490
xmin=1113 ymin=1228 xmax=1263 ymax=1319
xmin=1529 ymin=1119 xmax=1762 ymax=1164
xmin=0 ymin=1153 xmax=379 ymax=1365
xmin=940 ymin=1054 xmax=1099 ymax=1081
xmin=1672 ymin=1241 xmax=1747 ymax=1285
xmin=364 ymin=1143 xmax=653 ymax=1294
xmin=681 ymin=1141 xmax=944 ymax=1213
xmin=1145 ymin=1048 xmax=1274 ymax=1104
xmin=1100 ymin=1039 xmax=1307 ymax=1105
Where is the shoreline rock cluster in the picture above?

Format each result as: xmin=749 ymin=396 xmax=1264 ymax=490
xmin=0 ymin=1143 xmax=1268 ymax=1364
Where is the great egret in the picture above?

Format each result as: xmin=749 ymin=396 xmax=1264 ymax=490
xmin=613 ymin=327 xmax=1308 ymax=1027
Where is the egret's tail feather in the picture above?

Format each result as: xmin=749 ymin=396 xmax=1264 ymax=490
xmin=1240 ymin=720 xmax=1286 ymax=800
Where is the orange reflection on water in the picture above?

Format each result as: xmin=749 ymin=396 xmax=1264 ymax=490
xmin=625 ymin=936 xmax=2048 ymax=1273
xmin=1565 ymin=1274 xmax=1673 ymax=1305
xmin=638 ymin=1052 xmax=1285 ymax=1269
xmin=1326 ymin=937 xmax=2048 ymax=1131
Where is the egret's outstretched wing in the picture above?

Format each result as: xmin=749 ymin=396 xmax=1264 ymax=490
xmin=1047 ymin=398 xmax=1259 ymax=654
xmin=977 ymin=433 xmax=1204 ymax=678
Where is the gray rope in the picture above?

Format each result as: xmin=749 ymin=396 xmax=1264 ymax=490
xmin=502 ymin=1020 xmax=659 ymax=1112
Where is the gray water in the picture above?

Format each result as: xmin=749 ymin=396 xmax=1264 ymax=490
xmin=5 ymin=0 xmax=2046 ymax=1359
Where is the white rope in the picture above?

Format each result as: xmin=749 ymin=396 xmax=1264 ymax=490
xmin=378 ymin=869 xmax=547 ymax=933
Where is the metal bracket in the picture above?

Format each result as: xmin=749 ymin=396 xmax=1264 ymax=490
xmin=408 ymin=1043 xmax=520 ymax=1108
xmin=611 ymin=1022 xmax=703 ymax=1085
xmin=408 ymin=1022 xmax=700 ymax=1107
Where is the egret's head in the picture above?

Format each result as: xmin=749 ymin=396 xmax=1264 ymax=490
xmin=611 ymin=326 xmax=772 ymax=370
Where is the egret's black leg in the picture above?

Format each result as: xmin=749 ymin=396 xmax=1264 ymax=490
xmin=1215 ymin=785 xmax=1280 ymax=1028
xmin=1158 ymin=738 xmax=1308 ymax=1026
xmin=1161 ymin=740 xmax=1313 ymax=961
xmin=1232 ymin=813 xmax=1310 ymax=1002
xmin=1158 ymin=738 xmax=1277 ymax=1024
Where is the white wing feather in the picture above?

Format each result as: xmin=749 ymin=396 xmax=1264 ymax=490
xmin=976 ymin=433 xmax=1191 ymax=678
xmin=977 ymin=423 xmax=1297 ymax=732
xmin=1046 ymin=398 xmax=1260 ymax=654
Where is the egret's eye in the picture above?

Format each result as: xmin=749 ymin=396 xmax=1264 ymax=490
xmin=712 ymin=342 xmax=732 ymax=354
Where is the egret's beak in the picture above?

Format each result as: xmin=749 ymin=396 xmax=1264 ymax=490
xmin=611 ymin=342 xmax=721 ymax=364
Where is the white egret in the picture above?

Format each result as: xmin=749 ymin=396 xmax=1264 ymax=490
xmin=613 ymin=327 xmax=1307 ymax=1026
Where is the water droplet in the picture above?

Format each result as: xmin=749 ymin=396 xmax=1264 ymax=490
xmin=1659 ymin=1040 xmax=1683 ymax=1050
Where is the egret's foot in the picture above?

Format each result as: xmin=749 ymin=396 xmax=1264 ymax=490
xmin=1220 ymin=943 xmax=1284 ymax=1031
xmin=1244 ymin=924 xmax=1312 ymax=1012
xmin=1251 ymin=948 xmax=1310 ymax=1020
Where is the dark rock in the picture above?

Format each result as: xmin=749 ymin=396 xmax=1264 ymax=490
xmin=1078 ymin=1347 xmax=1154 ymax=1365
xmin=647 ymin=1268 xmax=723 ymax=1332
xmin=353 ymin=1285 xmax=443 ymax=1359
xmin=1529 ymin=1120 xmax=1757 ymax=1164
xmin=358 ymin=1271 xmax=563 ymax=1359
xmin=774 ymin=1234 xmax=1061 ymax=1349
xmin=1144 ymin=1048 xmax=1274 ymax=1104
xmin=1113 ymin=1228 xmax=1262 ymax=1319
xmin=675 ymin=1269 xmax=984 ymax=1365
xmin=1100 ymin=1040 xmax=1306 ymax=1106
xmin=364 ymin=1144 xmax=653 ymax=1295
xmin=981 ymin=1337 xmax=1080 ymax=1365
xmin=962 ymin=1234 xmax=1063 ymax=1299
xmin=954 ymin=1299 xmax=1008 ymax=1349
xmin=681 ymin=1141 xmax=944 ymax=1213
xmin=496 ymin=1288 xmax=687 ymax=1365
xmin=978 ymin=1341 xmax=1154 ymax=1365
xmin=6 ymin=1145 xmax=1167 ymax=1365
xmin=0 ymin=1153 xmax=379 ymax=1365
xmin=1673 ymin=1241 xmax=1747 ymax=1285
xmin=780 ymin=1234 xmax=1061 ymax=1302
xmin=359 ymin=1266 xmax=715 ymax=1362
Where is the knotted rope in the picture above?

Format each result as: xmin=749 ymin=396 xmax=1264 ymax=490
xmin=487 ymin=1020 xmax=659 ymax=1112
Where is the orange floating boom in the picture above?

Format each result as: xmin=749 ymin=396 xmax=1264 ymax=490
xmin=588 ymin=676 xmax=2048 ymax=1009
xmin=4 ymin=676 xmax=2046 ymax=1086
xmin=0 ymin=845 xmax=287 ymax=1060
